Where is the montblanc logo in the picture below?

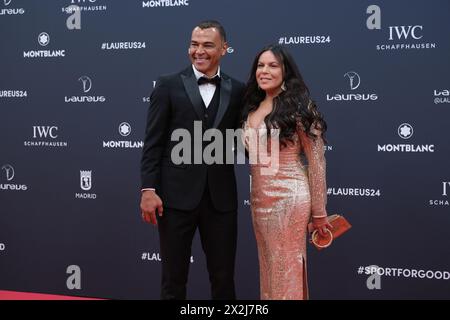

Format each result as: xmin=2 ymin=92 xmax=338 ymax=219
xmin=23 ymin=32 xmax=66 ymax=59
xmin=65 ymin=76 xmax=106 ymax=103
xmin=366 ymin=5 xmax=436 ymax=51
xmin=102 ymin=122 xmax=144 ymax=149
xmin=326 ymin=71 xmax=378 ymax=102
xmin=75 ymin=170 xmax=97 ymax=199
xmin=119 ymin=122 xmax=131 ymax=137
xmin=0 ymin=0 xmax=25 ymax=16
xmin=378 ymin=123 xmax=435 ymax=153
xmin=38 ymin=32 xmax=50 ymax=46
xmin=0 ymin=164 xmax=28 ymax=191
xmin=24 ymin=125 xmax=68 ymax=148
xmin=398 ymin=123 xmax=413 ymax=139
xmin=429 ymin=182 xmax=449 ymax=207
xmin=62 ymin=0 xmax=107 ymax=14
xmin=142 ymin=0 xmax=189 ymax=8
xmin=434 ymin=89 xmax=450 ymax=105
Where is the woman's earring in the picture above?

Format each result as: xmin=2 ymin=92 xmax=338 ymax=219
xmin=281 ymin=81 xmax=287 ymax=91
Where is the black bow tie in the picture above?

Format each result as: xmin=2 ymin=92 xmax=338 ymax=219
xmin=197 ymin=75 xmax=221 ymax=86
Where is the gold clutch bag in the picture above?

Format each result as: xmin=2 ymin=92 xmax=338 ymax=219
xmin=308 ymin=214 xmax=351 ymax=250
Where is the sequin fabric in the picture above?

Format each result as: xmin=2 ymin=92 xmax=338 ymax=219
xmin=243 ymin=120 xmax=327 ymax=300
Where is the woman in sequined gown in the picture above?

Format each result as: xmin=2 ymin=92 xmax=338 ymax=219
xmin=241 ymin=45 xmax=331 ymax=300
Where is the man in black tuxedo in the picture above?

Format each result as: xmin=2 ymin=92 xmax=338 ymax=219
xmin=140 ymin=20 xmax=245 ymax=300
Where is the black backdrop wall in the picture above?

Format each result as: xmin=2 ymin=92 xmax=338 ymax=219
xmin=1 ymin=0 xmax=449 ymax=299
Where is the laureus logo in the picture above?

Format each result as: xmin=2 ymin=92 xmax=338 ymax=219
xmin=78 ymin=76 xmax=92 ymax=93
xmin=0 ymin=0 xmax=25 ymax=15
xmin=344 ymin=71 xmax=360 ymax=90
xmin=0 ymin=164 xmax=28 ymax=191
xmin=65 ymin=76 xmax=105 ymax=103
xmin=1 ymin=164 xmax=14 ymax=181
xmin=326 ymin=71 xmax=378 ymax=102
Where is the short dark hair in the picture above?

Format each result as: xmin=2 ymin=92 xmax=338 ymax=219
xmin=196 ymin=20 xmax=227 ymax=42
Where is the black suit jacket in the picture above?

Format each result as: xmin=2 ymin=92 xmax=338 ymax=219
xmin=141 ymin=66 xmax=245 ymax=211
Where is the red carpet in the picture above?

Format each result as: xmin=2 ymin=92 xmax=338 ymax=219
xmin=0 ymin=290 xmax=102 ymax=300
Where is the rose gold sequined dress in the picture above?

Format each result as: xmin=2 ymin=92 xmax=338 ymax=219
xmin=243 ymin=120 xmax=327 ymax=300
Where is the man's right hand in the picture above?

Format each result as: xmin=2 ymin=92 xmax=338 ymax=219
xmin=140 ymin=190 xmax=163 ymax=225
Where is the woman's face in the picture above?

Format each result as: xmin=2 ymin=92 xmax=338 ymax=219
xmin=256 ymin=50 xmax=284 ymax=96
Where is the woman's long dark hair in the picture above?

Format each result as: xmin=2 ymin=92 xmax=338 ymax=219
xmin=242 ymin=44 xmax=327 ymax=146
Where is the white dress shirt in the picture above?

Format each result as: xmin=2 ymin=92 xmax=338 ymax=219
xmin=192 ymin=65 xmax=220 ymax=108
